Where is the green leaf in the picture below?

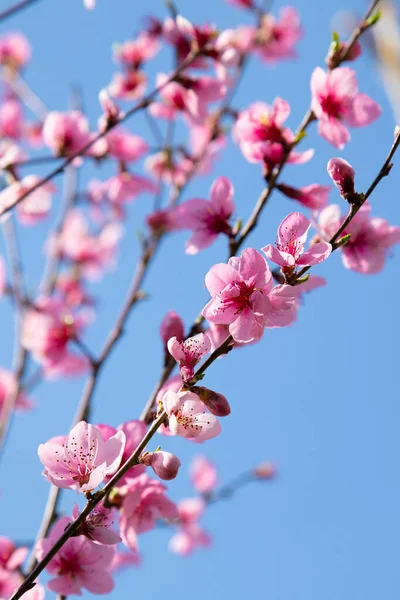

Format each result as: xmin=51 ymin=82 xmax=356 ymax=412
xmin=335 ymin=233 xmax=352 ymax=248
xmin=365 ymin=10 xmax=381 ymax=27
xmin=294 ymin=274 xmax=310 ymax=285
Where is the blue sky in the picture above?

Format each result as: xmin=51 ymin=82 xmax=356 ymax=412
xmin=1 ymin=0 xmax=400 ymax=599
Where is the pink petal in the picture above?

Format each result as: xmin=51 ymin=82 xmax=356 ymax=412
xmin=229 ymin=307 xmax=263 ymax=343
xmin=344 ymin=93 xmax=381 ymax=127
xmin=278 ymin=212 xmax=310 ymax=245
xmin=318 ymin=118 xmax=350 ymax=149
xmin=204 ymin=263 xmax=239 ymax=296
xmin=210 ymin=176 xmax=234 ymax=216
xmin=262 ymin=244 xmax=293 ymax=267
xmin=297 ymin=241 xmax=332 ymax=266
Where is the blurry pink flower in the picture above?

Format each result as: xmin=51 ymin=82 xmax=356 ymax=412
xmin=22 ymin=297 xmax=90 ymax=378
xmin=120 ymin=474 xmax=178 ymax=551
xmin=311 ymin=67 xmax=381 ymax=149
xmin=167 ymin=333 xmax=211 ymax=382
xmin=176 ymin=176 xmax=234 ymax=254
xmin=36 ymin=517 xmax=115 ymax=595
xmin=114 ymin=33 xmax=159 ymax=68
xmin=190 ymin=455 xmax=218 ymax=493
xmin=317 ymin=203 xmax=400 ymax=274
xmin=168 ymin=497 xmax=211 ymax=556
xmin=141 ymin=451 xmax=181 ymax=480
xmin=254 ymin=7 xmax=302 ymax=64
xmin=56 ymin=271 xmax=94 ymax=307
xmin=163 ymin=390 xmax=222 ymax=441
xmin=146 ymin=206 xmax=181 ymax=235
xmin=0 ymin=32 xmax=31 ymax=70
xmin=0 ymin=537 xmax=27 ymax=571
xmin=43 ymin=111 xmax=105 ymax=157
xmin=227 ymin=0 xmax=254 ymax=8
xmin=0 ymin=566 xmax=21 ymax=599
xmin=262 ymin=212 xmax=331 ymax=269
xmin=0 ymin=100 xmax=23 ymax=139
xmin=160 ymin=310 xmax=184 ymax=347
xmin=98 ymin=89 xmax=121 ymax=130
xmin=254 ymin=462 xmax=276 ymax=479
xmin=108 ymin=71 xmax=146 ymax=100
xmin=0 ymin=368 xmax=31 ymax=413
xmin=72 ymin=504 xmax=121 ymax=545
xmin=202 ymin=248 xmax=297 ymax=343
xmin=49 ymin=209 xmax=123 ymax=279
xmin=106 ymin=172 xmax=156 ymax=213
xmin=327 ymin=157 xmax=356 ymax=200
xmin=0 ymin=176 xmax=54 ymax=226
xmin=189 ymin=121 xmax=226 ymax=173
xmin=145 ymin=150 xmax=192 ymax=188
xmin=38 ymin=420 xmax=125 ymax=492
xmin=234 ymin=99 xmax=313 ymax=169
xmin=277 ymin=183 xmax=330 ymax=210
xmin=111 ymin=550 xmax=141 ymax=572
xmin=105 ymin=128 xmax=148 ymax=162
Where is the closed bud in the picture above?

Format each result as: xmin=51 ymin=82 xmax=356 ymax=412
xmin=160 ymin=310 xmax=184 ymax=347
xmin=327 ymin=157 xmax=356 ymax=200
xmin=192 ymin=386 xmax=231 ymax=417
xmin=142 ymin=450 xmax=181 ymax=480
xmin=253 ymin=462 xmax=276 ymax=480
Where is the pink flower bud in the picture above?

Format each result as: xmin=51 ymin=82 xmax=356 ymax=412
xmin=253 ymin=462 xmax=276 ymax=479
xmin=142 ymin=451 xmax=181 ymax=480
xmin=160 ymin=310 xmax=184 ymax=347
xmin=192 ymin=386 xmax=231 ymax=417
xmin=327 ymin=157 xmax=356 ymax=199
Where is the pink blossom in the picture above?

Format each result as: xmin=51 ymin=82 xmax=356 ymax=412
xmin=311 ymin=67 xmax=381 ymax=149
xmin=292 ymin=274 xmax=326 ymax=305
xmin=0 ymin=141 xmax=26 ymax=170
xmin=141 ymin=451 xmax=181 ymax=480
xmin=327 ymin=157 xmax=356 ymax=199
xmin=36 ymin=516 xmax=115 ymax=595
xmin=326 ymin=41 xmax=362 ymax=70
xmin=176 ymin=176 xmax=234 ymax=254
xmin=0 ymin=176 xmax=54 ymax=225
xmin=0 ymin=100 xmax=23 ymax=139
xmin=114 ymin=33 xmax=159 ymax=69
xmin=0 ymin=538 xmax=27 ymax=571
xmin=49 ymin=210 xmax=123 ymax=279
xmin=38 ymin=420 xmax=125 ymax=492
xmin=108 ymin=71 xmax=146 ymax=100
xmin=145 ymin=150 xmax=192 ymax=187
xmin=146 ymin=206 xmax=181 ymax=235
xmin=120 ymin=474 xmax=178 ymax=551
xmin=167 ymin=333 xmax=211 ymax=382
xmin=262 ymin=212 xmax=331 ymax=270
xmin=163 ymin=390 xmax=222 ymax=441
xmin=0 ymin=32 xmax=31 ymax=70
xmin=55 ymin=271 xmax=94 ymax=307
xmin=105 ymin=128 xmax=148 ymax=162
xmin=42 ymin=111 xmax=106 ymax=158
xmin=234 ymin=99 xmax=313 ymax=170
xmin=202 ymin=248 xmax=297 ymax=343
xmin=106 ymin=172 xmax=156 ymax=214
xmin=190 ymin=455 xmax=218 ymax=493
xmin=160 ymin=310 xmax=184 ymax=347
xmin=72 ymin=504 xmax=121 ymax=545
xmin=22 ymin=297 xmax=90 ymax=378
xmin=317 ymin=203 xmax=400 ymax=274
xmin=168 ymin=497 xmax=211 ymax=556
xmin=0 ymin=567 xmax=21 ymax=599
xmin=98 ymin=89 xmax=121 ymax=130
xmin=189 ymin=121 xmax=226 ymax=173
xmin=277 ymin=183 xmax=331 ymax=210
xmin=227 ymin=0 xmax=254 ymax=8
xmin=254 ymin=7 xmax=302 ymax=64
xmin=111 ymin=550 xmax=141 ymax=572
xmin=0 ymin=368 xmax=31 ymax=413
xmin=150 ymin=73 xmax=225 ymax=123
xmin=254 ymin=462 xmax=276 ymax=479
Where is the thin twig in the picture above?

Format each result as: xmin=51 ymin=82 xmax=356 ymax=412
xmin=0 ymin=0 xmax=43 ymax=24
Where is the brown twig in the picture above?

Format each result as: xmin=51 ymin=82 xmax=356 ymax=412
xmin=0 ymin=0 xmax=43 ymax=24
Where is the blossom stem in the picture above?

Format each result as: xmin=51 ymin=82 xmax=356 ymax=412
xmin=0 ymin=214 xmax=28 ymax=457
xmin=0 ymin=0 xmax=43 ymax=24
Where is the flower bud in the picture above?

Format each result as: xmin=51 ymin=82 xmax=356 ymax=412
xmin=160 ymin=311 xmax=184 ymax=347
xmin=253 ymin=462 xmax=276 ymax=480
xmin=142 ymin=451 xmax=181 ymax=480
xmin=327 ymin=157 xmax=356 ymax=200
xmin=192 ymin=386 xmax=231 ymax=417
xmin=98 ymin=89 xmax=121 ymax=131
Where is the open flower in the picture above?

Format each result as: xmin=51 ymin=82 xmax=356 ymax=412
xmin=262 ymin=212 xmax=331 ymax=270
xmin=311 ymin=67 xmax=381 ymax=149
xmin=167 ymin=333 xmax=211 ymax=382
xmin=36 ymin=517 xmax=115 ymax=595
xmin=38 ymin=420 xmax=125 ymax=492
xmin=72 ymin=504 xmax=121 ymax=545
xmin=163 ymin=390 xmax=221 ymax=441
xmin=190 ymin=455 xmax=218 ymax=493
xmin=176 ymin=176 xmax=235 ymax=254
xmin=202 ymin=248 xmax=296 ymax=343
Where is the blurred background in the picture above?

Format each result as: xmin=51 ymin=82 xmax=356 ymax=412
xmin=0 ymin=0 xmax=400 ymax=598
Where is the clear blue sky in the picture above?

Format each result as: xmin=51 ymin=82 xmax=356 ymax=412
xmin=1 ymin=0 xmax=400 ymax=599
